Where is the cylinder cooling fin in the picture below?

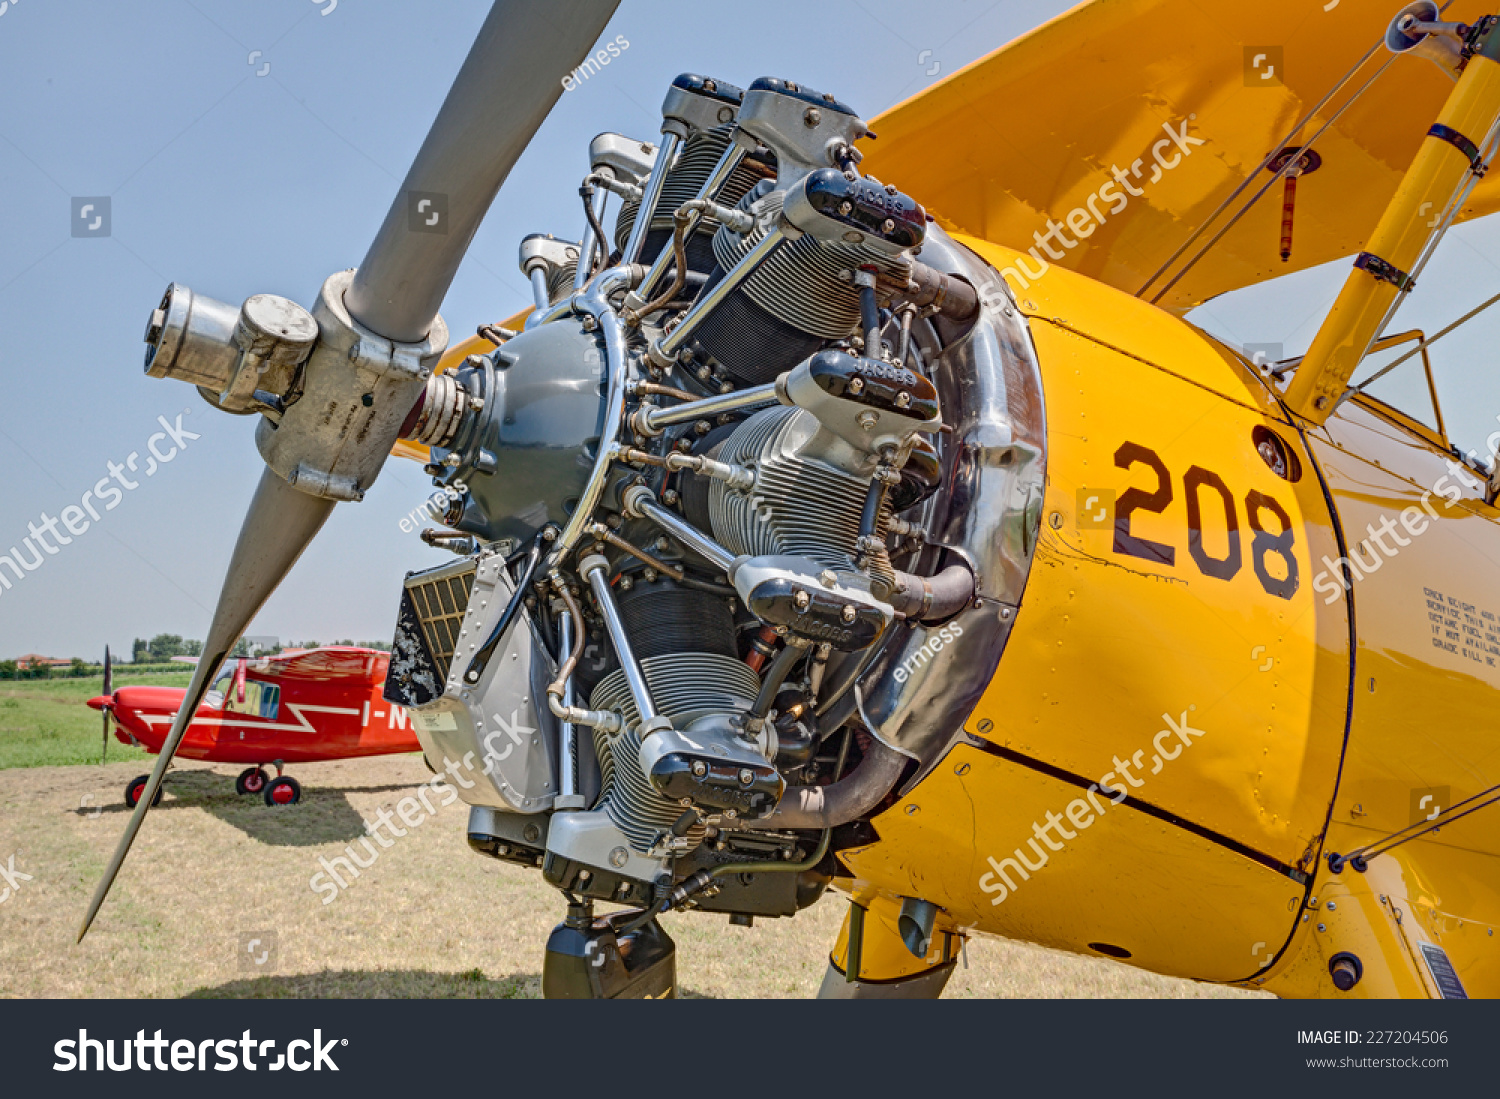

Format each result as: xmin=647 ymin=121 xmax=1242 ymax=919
xmin=589 ymin=653 xmax=763 ymax=853
xmin=614 ymin=123 xmax=775 ymax=271
xmin=683 ymin=177 xmax=916 ymax=385
xmin=706 ymin=404 xmax=894 ymax=589
xmin=712 ymin=184 xmax=909 ymax=340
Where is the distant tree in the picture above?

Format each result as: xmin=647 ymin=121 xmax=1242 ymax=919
xmin=22 ymin=658 xmax=49 ymax=680
xmin=132 ymin=638 xmax=150 ymax=663
xmin=0 ymin=660 xmax=17 ymax=680
xmin=230 ymin=638 xmax=251 ymax=658
xmin=68 ymin=657 xmax=90 ymax=678
xmin=148 ymin=633 xmax=184 ymax=660
xmin=182 ymin=639 xmax=203 ymax=657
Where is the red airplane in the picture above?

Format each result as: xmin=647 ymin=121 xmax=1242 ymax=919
xmin=88 ymin=646 xmax=419 ymax=807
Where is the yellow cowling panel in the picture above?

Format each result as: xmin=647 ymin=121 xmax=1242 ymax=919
xmin=962 ymin=238 xmax=1351 ymax=868
xmin=839 ymin=743 xmax=1305 ymax=982
xmin=862 ymin=0 xmax=1500 ymax=313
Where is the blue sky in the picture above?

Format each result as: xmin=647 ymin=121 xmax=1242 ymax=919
xmin=1 ymin=0 xmax=1496 ymax=658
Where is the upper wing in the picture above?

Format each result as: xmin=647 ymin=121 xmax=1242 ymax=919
xmin=863 ymin=0 xmax=1500 ymax=313
xmin=256 ymin=647 xmax=387 ymax=682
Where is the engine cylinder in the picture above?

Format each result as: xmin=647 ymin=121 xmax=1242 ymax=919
xmin=617 ymin=577 xmax=737 ymax=660
xmin=614 ymin=124 xmax=773 ymax=274
xmin=707 ymin=405 xmax=895 ymax=587
xmin=589 ymin=653 xmax=762 ymax=852
xmin=690 ymin=184 xmax=910 ymax=384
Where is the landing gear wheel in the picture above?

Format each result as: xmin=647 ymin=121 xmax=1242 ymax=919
xmin=264 ymin=775 xmax=301 ymax=807
xmin=235 ymin=767 xmax=269 ymax=796
xmin=125 ymin=775 xmax=163 ymax=809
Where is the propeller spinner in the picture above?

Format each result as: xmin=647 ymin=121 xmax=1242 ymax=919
xmin=78 ymin=0 xmax=624 ymax=943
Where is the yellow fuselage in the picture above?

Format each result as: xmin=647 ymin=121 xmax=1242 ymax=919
xmin=837 ymin=241 xmax=1500 ymax=997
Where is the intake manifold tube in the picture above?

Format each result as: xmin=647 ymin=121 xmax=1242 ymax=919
xmin=545 ymin=576 xmax=624 ymax=735
xmin=762 ymin=735 xmax=907 ymax=830
xmin=887 ymin=563 xmax=975 ymax=624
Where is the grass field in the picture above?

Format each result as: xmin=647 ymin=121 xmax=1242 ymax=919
xmin=0 ymin=681 xmax=1265 ymax=1000
xmin=0 ymin=671 xmax=185 ymax=769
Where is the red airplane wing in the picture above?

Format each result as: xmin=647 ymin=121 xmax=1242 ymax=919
xmin=250 ymin=647 xmax=388 ymax=682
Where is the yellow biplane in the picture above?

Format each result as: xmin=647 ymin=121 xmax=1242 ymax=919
xmin=84 ymin=0 xmax=1500 ymax=999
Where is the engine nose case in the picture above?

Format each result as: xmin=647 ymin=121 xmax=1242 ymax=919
xmin=433 ymin=317 xmax=609 ymax=545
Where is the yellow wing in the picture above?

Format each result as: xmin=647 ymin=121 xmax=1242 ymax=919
xmin=864 ymin=0 xmax=1500 ymax=313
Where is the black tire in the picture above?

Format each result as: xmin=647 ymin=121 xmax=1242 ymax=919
xmin=264 ymin=775 xmax=302 ymax=807
xmin=235 ymin=766 xmax=269 ymax=796
xmin=125 ymin=774 xmax=163 ymax=809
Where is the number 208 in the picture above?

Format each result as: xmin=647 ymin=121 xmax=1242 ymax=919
xmin=1110 ymin=441 xmax=1299 ymax=601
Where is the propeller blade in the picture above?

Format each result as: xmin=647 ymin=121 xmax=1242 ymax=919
xmin=82 ymin=0 xmax=621 ymax=944
xmin=78 ymin=469 xmax=333 ymax=942
xmin=100 ymin=644 xmax=111 ymax=764
xmin=345 ymin=0 xmax=622 ymax=342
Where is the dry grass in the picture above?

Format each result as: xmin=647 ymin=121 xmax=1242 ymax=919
xmin=0 ymin=756 xmax=1263 ymax=999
